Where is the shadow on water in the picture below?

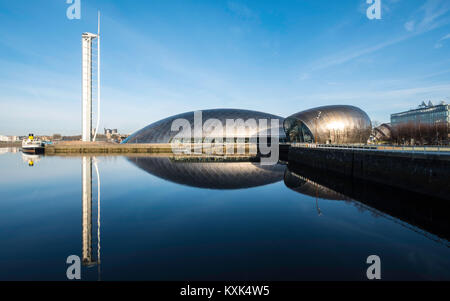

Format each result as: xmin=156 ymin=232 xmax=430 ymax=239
xmin=285 ymin=162 xmax=450 ymax=246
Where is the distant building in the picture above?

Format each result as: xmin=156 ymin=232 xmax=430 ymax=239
xmin=390 ymin=101 xmax=450 ymax=144
xmin=391 ymin=101 xmax=449 ymax=126
xmin=62 ymin=135 xmax=82 ymax=141
xmin=104 ymin=128 xmax=118 ymax=135
xmin=0 ymin=135 xmax=19 ymax=142
xmin=52 ymin=134 xmax=62 ymax=140
xmin=39 ymin=136 xmax=53 ymax=141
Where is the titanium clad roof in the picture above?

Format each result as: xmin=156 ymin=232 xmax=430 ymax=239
xmin=123 ymin=108 xmax=286 ymax=144
xmin=284 ymin=105 xmax=372 ymax=144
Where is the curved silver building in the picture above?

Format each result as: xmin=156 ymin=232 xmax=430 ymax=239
xmin=128 ymin=156 xmax=285 ymax=189
xmin=123 ymin=108 xmax=286 ymax=144
xmin=373 ymin=123 xmax=392 ymax=141
xmin=283 ymin=105 xmax=372 ymax=144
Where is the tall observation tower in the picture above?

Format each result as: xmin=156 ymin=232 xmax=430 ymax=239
xmin=81 ymin=12 xmax=101 ymax=142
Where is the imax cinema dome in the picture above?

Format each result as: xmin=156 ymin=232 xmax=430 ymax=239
xmin=283 ymin=105 xmax=372 ymax=144
xmin=123 ymin=108 xmax=286 ymax=144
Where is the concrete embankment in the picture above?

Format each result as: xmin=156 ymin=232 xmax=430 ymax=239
xmin=44 ymin=142 xmax=258 ymax=155
xmin=0 ymin=142 xmax=21 ymax=147
xmin=44 ymin=142 xmax=173 ymax=154
xmin=288 ymin=146 xmax=450 ymax=200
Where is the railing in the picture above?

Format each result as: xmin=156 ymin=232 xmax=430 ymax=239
xmin=290 ymin=143 xmax=450 ymax=153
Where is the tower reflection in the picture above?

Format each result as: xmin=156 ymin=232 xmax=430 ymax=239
xmin=81 ymin=156 xmax=101 ymax=274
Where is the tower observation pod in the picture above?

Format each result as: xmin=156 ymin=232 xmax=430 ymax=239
xmin=81 ymin=12 xmax=101 ymax=142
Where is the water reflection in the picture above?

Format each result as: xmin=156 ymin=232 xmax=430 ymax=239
xmin=284 ymin=169 xmax=347 ymax=201
xmin=21 ymin=153 xmax=41 ymax=167
xmin=0 ymin=149 xmax=448 ymax=280
xmin=81 ymin=156 xmax=101 ymax=274
xmin=129 ymin=155 xmax=449 ymax=245
xmin=0 ymin=147 xmax=19 ymax=155
xmin=285 ymin=163 xmax=450 ymax=245
xmin=128 ymin=156 xmax=286 ymax=189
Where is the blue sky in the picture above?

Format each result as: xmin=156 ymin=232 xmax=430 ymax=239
xmin=1 ymin=0 xmax=450 ymax=135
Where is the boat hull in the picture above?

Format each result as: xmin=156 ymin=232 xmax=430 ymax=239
xmin=21 ymin=147 xmax=44 ymax=154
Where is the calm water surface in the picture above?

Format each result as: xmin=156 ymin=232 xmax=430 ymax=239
xmin=0 ymin=148 xmax=449 ymax=281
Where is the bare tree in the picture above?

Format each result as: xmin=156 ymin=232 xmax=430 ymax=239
xmin=391 ymin=122 xmax=449 ymax=145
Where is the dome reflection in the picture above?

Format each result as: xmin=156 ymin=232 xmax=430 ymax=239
xmin=285 ymin=163 xmax=450 ymax=243
xmin=284 ymin=168 xmax=347 ymax=200
xmin=128 ymin=156 xmax=286 ymax=189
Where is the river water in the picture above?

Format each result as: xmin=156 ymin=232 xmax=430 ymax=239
xmin=0 ymin=148 xmax=449 ymax=280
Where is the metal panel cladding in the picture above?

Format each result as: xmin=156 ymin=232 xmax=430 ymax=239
xmin=284 ymin=105 xmax=372 ymax=144
xmin=123 ymin=108 xmax=286 ymax=144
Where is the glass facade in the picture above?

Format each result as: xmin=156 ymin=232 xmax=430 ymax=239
xmin=283 ymin=105 xmax=372 ymax=144
xmin=391 ymin=103 xmax=450 ymax=126
xmin=283 ymin=118 xmax=314 ymax=143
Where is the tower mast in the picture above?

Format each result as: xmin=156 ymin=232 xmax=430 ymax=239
xmin=81 ymin=12 xmax=101 ymax=142
xmin=93 ymin=11 xmax=101 ymax=142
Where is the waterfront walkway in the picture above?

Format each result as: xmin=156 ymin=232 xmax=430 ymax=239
xmin=290 ymin=143 xmax=450 ymax=155
xmin=288 ymin=143 xmax=450 ymax=200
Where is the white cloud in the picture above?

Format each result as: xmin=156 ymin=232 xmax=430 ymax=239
xmin=404 ymin=21 xmax=415 ymax=32
xmin=434 ymin=33 xmax=450 ymax=48
xmin=404 ymin=0 xmax=450 ymax=34
xmin=303 ymin=0 xmax=450 ymax=74
xmin=308 ymin=34 xmax=412 ymax=72
xmin=439 ymin=33 xmax=450 ymax=41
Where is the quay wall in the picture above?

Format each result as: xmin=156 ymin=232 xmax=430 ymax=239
xmin=288 ymin=146 xmax=450 ymax=200
xmin=44 ymin=142 xmax=257 ymax=155
xmin=0 ymin=141 xmax=21 ymax=147
xmin=44 ymin=143 xmax=173 ymax=154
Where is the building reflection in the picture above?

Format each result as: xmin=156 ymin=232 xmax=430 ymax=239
xmin=285 ymin=163 xmax=450 ymax=245
xmin=0 ymin=147 xmax=19 ymax=155
xmin=284 ymin=169 xmax=347 ymax=201
xmin=128 ymin=156 xmax=286 ymax=189
xmin=81 ymin=156 xmax=101 ymax=273
xmin=129 ymin=155 xmax=449 ymax=245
